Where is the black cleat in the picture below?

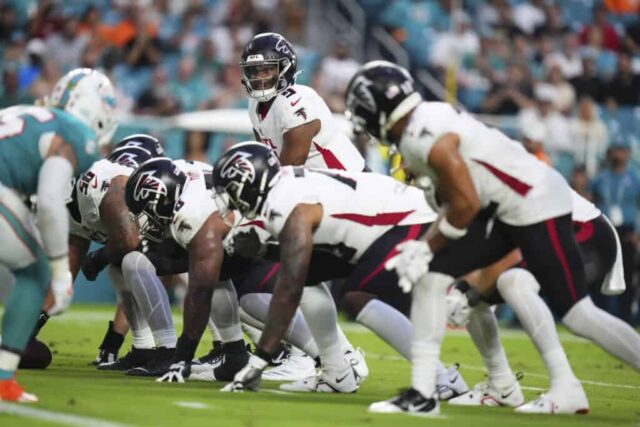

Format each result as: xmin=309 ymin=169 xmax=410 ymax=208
xmin=193 ymin=341 xmax=223 ymax=365
xmin=90 ymin=321 xmax=125 ymax=366
xmin=212 ymin=340 xmax=250 ymax=381
xmin=97 ymin=347 xmax=156 ymax=371
xmin=368 ymin=388 xmax=440 ymax=416
xmin=126 ymin=347 xmax=176 ymax=377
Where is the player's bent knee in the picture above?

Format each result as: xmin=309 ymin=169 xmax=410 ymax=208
xmin=121 ymin=251 xmax=153 ymax=278
xmin=341 ymin=291 xmax=375 ymax=319
xmin=496 ymin=268 xmax=540 ymax=294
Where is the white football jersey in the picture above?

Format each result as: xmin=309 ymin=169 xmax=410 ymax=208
xmin=400 ymin=102 xmax=572 ymax=226
xmin=262 ymin=167 xmax=437 ymax=263
xmin=169 ymin=160 xmax=218 ymax=249
xmin=249 ymin=84 xmax=365 ymax=171
xmin=68 ymin=159 xmax=133 ymax=243
xmin=571 ymin=190 xmax=600 ymax=222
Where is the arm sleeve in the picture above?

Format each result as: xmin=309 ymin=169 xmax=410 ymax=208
xmin=37 ymin=156 xmax=74 ymax=258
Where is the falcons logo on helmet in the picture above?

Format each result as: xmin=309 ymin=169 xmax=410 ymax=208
xmin=133 ymin=171 xmax=168 ymax=202
xmin=347 ymin=75 xmax=376 ymax=113
xmin=112 ymin=152 xmax=140 ymax=168
xmin=220 ymin=151 xmax=256 ymax=183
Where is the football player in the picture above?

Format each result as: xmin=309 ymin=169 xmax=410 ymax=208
xmin=0 ymin=68 xmax=117 ymax=402
xmin=212 ymin=142 xmax=475 ymax=396
xmin=344 ymin=61 xmax=640 ymax=415
xmin=446 ymin=190 xmax=630 ymax=413
xmin=241 ymin=32 xmax=365 ymax=171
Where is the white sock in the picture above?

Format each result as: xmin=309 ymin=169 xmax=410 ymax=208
xmin=497 ymin=268 xmax=578 ymax=390
xmin=299 ymin=284 xmax=348 ymax=373
xmin=239 ymin=293 xmax=320 ymax=358
xmin=563 ymin=296 xmax=640 ymax=371
xmin=108 ymin=265 xmax=154 ymax=349
xmin=410 ymin=272 xmax=451 ymax=398
xmin=466 ymin=302 xmax=514 ymax=388
xmin=121 ymin=252 xmax=176 ymax=348
xmin=211 ymin=280 xmax=243 ymax=342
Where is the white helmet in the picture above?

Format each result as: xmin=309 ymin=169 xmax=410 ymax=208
xmin=48 ymin=68 xmax=118 ymax=147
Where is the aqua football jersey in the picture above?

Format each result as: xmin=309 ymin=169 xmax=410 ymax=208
xmin=0 ymin=105 xmax=100 ymax=195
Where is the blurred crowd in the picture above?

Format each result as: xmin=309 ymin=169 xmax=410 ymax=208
xmin=0 ymin=0 xmax=638 ymax=324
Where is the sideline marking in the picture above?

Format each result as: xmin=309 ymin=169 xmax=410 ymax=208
xmin=0 ymin=402 xmax=129 ymax=427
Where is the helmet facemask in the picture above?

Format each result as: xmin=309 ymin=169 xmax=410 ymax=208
xmin=240 ymin=57 xmax=292 ymax=102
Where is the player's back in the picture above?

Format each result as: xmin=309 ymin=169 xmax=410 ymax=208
xmin=0 ymin=105 xmax=99 ymax=196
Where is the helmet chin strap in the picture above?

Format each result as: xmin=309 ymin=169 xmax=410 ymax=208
xmin=379 ymin=92 xmax=423 ymax=144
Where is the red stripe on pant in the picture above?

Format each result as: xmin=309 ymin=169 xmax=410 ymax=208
xmin=545 ymin=218 xmax=578 ymax=302
xmin=357 ymin=224 xmax=423 ymax=290
xmin=257 ymin=263 xmax=280 ymax=292
xmin=573 ymin=219 xmax=594 ymax=244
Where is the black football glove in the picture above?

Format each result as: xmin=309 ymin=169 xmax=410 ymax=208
xmin=81 ymin=248 xmax=109 ymax=281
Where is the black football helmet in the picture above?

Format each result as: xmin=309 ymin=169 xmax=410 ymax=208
xmin=212 ymin=142 xmax=280 ymax=219
xmin=125 ymin=157 xmax=187 ymax=241
xmin=345 ymin=60 xmax=422 ymax=144
xmin=107 ymin=134 xmax=165 ymax=169
xmin=240 ymin=32 xmax=297 ymax=102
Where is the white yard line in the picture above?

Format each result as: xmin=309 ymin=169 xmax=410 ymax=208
xmin=173 ymin=401 xmax=212 ymax=410
xmin=0 ymin=402 xmax=129 ymax=427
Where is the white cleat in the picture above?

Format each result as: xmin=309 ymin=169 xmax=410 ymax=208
xmin=280 ymin=366 xmax=358 ymax=393
xmin=344 ymin=347 xmax=368 ymax=385
xmin=263 ymin=347 xmax=316 ymax=382
xmin=516 ymin=384 xmax=589 ymax=415
xmin=448 ymin=375 xmax=524 ymax=407
xmin=368 ymin=388 xmax=440 ymax=417
xmin=436 ymin=363 xmax=469 ymax=401
xmin=189 ymin=361 xmax=222 ymax=382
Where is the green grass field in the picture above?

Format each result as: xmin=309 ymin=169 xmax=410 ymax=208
xmin=1 ymin=305 xmax=639 ymax=427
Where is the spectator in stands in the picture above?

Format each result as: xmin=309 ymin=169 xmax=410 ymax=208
xmin=518 ymin=84 xmax=572 ymax=160
xmin=512 ymin=0 xmax=546 ymax=36
xmin=19 ymin=38 xmax=46 ymax=90
xmin=135 ymin=65 xmax=179 ymax=116
xmin=590 ymin=140 xmax=640 ymax=324
xmin=581 ymin=26 xmax=619 ymax=78
xmin=570 ymin=164 xmax=591 ymax=200
xmin=536 ymin=3 xmax=569 ymax=37
xmin=430 ymin=10 xmax=480 ymax=71
xmin=27 ymin=0 xmax=62 ymax=39
xmin=579 ymin=4 xmax=621 ymax=51
xmin=0 ymin=3 xmax=19 ymax=42
xmin=28 ymin=58 xmax=61 ymax=101
xmin=482 ymin=62 xmax=533 ymax=114
xmin=196 ymin=38 xmax=224 ymax=86
xmin=168 ymin=56 xmax=209 ymax=112
xmin=314 ymin=41 xmax=360 ymax=113
xmin=45 ymin=13 xmax=90 ymax=72
xmin=570 ymin=96 xmax=609 ymax=178
xmin=546 ymin=64 xmax=576 ymax=114
xmin=207 ymin=63 xmax=245 ymax=109
xmin=606 ymin=51 xmax=640 ymax=107
xmin=545 ymin=33 xmax=583 ymax=80
xmin=569 ymin=56 xmax=607 ymax=102
xmin=624 ymin=20 xmax=640 ymax=54
xmin=0 ymin=65 xmax=34 ymax=108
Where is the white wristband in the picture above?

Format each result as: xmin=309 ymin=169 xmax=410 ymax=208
xmin=438 ymin=217 xmax=467 ymax=240
xmin=49 ymin=255 xmax=70 ymax=280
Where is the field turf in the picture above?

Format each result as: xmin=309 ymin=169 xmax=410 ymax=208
xmin=1 ymin=305 xmax=639 ymax=427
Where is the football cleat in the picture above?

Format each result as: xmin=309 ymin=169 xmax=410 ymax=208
xmin=448 ymin=373 xmax=524 ymax=407
xmin=516 ymin=383 xmax=589 ymax=415
xmin=0 ymin=378 xmax=38 ymax=403
xmin=368 ymin=388 xmax=439 ymax=416
xmin=97 ymin=347 xmax=156 ymax=371
xmin=91 ymin=347 xmax=118 ymax=366
xmin=435 ymin=363 xmax=469 ymax=401
xmin=263 ymin=346 xmax=316 ymax=382
xmin=211 ymin=340 xmax=250 ymax=381
xmin=279 ymin=365 xmax=358 ymax=393
xmin=192 ymin=341 xmax=223 ymax=365
xmin=90 ymin=321 xmax=125 ymax=366
xmin=345 ymin=347 xmax=368 ymax=385
xmin=126 ymin=347 xmax=176 ymax=377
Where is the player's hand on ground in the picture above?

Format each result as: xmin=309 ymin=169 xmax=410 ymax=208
xmin=221 ymin=353 xmax=268 ymax=392
xmin=384 ymin=240 xmax=433 ymax=293
xmin=156 ymin=361 xmax=190 ymax=383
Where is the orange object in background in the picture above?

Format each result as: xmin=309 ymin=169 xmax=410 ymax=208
xmin=604 ymin=0 xmax=640 ymax=13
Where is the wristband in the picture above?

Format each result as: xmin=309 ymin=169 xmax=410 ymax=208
xmin=438 ymin=216 xmax=467 ymax=240
xmin=49 ymin=255 xmax=70 ymax=279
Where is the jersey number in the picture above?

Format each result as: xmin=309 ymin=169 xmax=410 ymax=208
xmin=0 ymin=106 xmax=54 ymax=139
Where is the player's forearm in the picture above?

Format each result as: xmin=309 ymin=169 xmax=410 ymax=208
xmin=258 ymin=279 xmax=303 ymax=353
xmin=37 ymin=156 xmax=73 ymax=259
xmin=182 ymin=284 xmax=214 ymax=342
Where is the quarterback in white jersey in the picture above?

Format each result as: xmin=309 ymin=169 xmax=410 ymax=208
xmin=346 ymin=61 xmax=640 ymax=416
xmin=240 ymin=32 xmax=365 ymax=171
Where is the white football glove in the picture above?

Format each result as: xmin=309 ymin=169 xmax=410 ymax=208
xmin=47 ymin=257 xmax=73 ymax=316
xmin=445 ymin=286 xmax=472 ymax=327
xmin=384 ymin=240 xmax=433 ymax=293
xmin=156 ymin=361 xmax=191 ymax=383
xmin=221 ymin=353 xmax=269 ymax=392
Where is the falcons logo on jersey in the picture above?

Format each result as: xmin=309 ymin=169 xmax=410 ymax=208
xmin=133 ymin=171 xmax=168 ymax=202
xmin=220 ymin=151 xmax=256 ymax=183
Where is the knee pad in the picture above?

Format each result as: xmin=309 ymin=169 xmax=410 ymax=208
xmin=496 ymin=268 xmax=540 ymax=295
xmin=121 ymin=251 xmax=154 ymax=279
